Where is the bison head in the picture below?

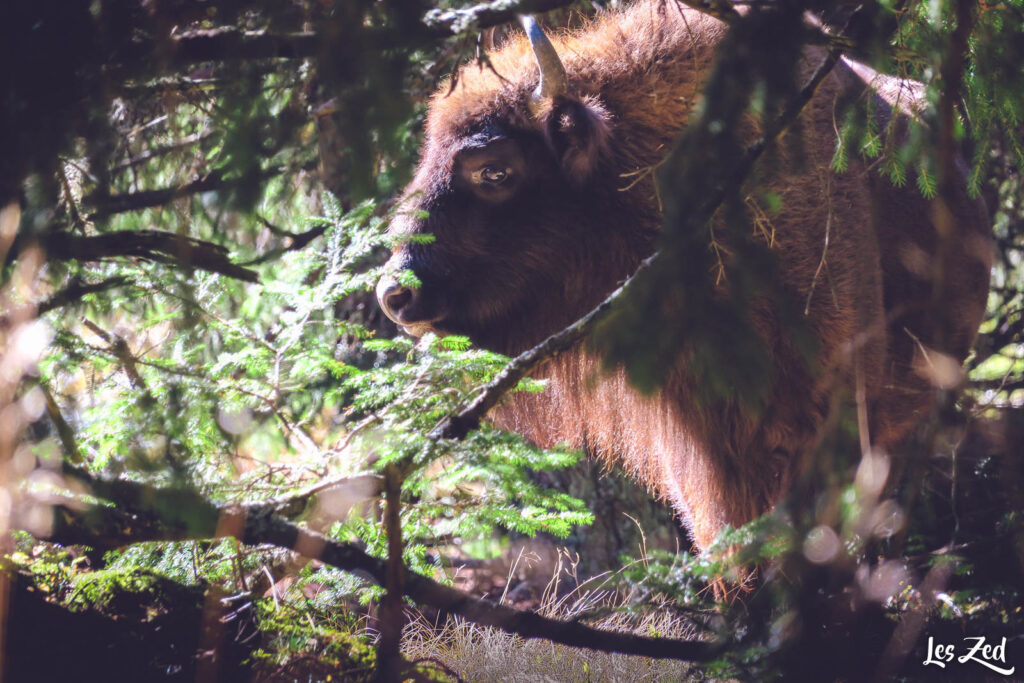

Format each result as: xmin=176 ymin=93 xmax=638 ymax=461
xmin=376 ymin=17 xmax=654 ymax=355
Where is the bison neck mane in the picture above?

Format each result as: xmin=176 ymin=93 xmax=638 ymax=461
xmin=490 ymin=349 xmax=798 ymax=549
xmin=422 ymin=2 xmax=992 ymax=550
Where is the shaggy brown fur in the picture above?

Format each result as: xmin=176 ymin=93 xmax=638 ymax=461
xmin=376 ymin=2 xmax=993 ymax=551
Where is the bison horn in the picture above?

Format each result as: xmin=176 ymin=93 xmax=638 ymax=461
xmin=519 ymin=15 xmax=568 ymax=108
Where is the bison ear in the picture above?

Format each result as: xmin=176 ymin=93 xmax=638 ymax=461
xmin=546 ymin=96 xmax=611 ymax=183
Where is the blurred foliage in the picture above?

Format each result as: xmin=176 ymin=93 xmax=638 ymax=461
xmin=0 ymin=0 xmax=1022 ymax=681
xmin=11 ymin=186 xmax=593 ymax=677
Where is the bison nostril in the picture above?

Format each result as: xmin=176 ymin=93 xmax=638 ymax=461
xmin=382 ymin=285 xmax=414 ymax=319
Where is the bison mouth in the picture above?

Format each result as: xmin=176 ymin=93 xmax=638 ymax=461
xmin=375 ymin=271 xmax=556 ymax=355
xmin=375 ymin=273 xmax=451 ymax=336
xmin=376 ymin=279 xmax=510 ymax=351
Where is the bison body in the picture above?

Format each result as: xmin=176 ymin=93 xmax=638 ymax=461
xmin=376 ymin=2 xmax=993 ymax=550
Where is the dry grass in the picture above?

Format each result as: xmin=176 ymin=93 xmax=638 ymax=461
xmin=401 ymin=550 xmax=706 ymax=682
xmin=402 ymin=613 xmax=698 ymax=682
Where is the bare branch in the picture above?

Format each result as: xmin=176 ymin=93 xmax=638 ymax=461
xmin=40 ymin=383 xmax=83 ymax=464
xmin=167 ymin=29 xmax=319 ymax=64
xmin=378 ymin=465 xmax=409 ymax=678
xmin=37 ymin=277 xmax=130 ymax=315
xmin=109 ymin=133 xmax=216 ymax=173
xmin=81 ymin=318 xmax=152 ymax=396
xmin=242 ymin=224 xmax=328 ymax=266
xmin=423 ymin=0 xmax=576 ymax=37
xmin=240 ymin=472 xmax=385 ymax=519
xmin=931 ymin=0 xmax=978 ymax=347
xmin=969 ymin=316 xmax=1024 ymax=369
xmin=86 ymin=166 xmax=284 ymax=219
xmin=673 ymin=0 xmax=925 ymax=66
xmin=47 ymin=469 xmax=725 ymax=663
xmin=15 ymin=230 xmax=258 ymax=282
xmin=970 ymin=377 xmax=1024 ymax=395
xmin=138 ymin=3 xmax=578 ymax=69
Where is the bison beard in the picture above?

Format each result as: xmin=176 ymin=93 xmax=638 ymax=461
xmin=376 ymin=3 xmax=993 ymax=553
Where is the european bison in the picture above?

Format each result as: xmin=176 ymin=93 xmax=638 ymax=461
xmin=375 ymin=2 xmax=993 ymax=552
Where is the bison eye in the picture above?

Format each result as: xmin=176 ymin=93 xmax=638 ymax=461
xmin=478 ymin=165 xmax=511 ymax=185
